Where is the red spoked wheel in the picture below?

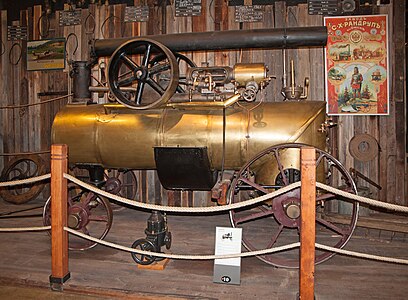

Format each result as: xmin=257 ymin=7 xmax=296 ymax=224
xmin=228 ymin=143 xmax=358 ymax=268
xmin=43 ymin=183 xmax=113 ymax=250
xmin=104 ymin=169 xmax=138 ymax=200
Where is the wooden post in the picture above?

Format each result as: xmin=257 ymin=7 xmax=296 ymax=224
xmin=50 ymin=144 xmax=70 ymax=291
xmin=299 ymin=147 xmax=316 ymax=300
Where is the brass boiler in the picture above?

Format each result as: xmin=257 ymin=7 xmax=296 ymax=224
xmin=52 ymin=101 xmax=326 ymax=186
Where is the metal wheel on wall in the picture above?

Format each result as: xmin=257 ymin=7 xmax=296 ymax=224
xmin=0 ymin=155 xmax=47 ymax=204
xmin=228 ymin=143 xmax=359 ymax=268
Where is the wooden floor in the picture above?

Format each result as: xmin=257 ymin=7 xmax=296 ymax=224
xmin=0 ymin=197 xmax=407 ymax=300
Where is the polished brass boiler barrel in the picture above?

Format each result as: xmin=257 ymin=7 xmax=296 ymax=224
xmin=52 ymin=101 xmax=326 ymax=172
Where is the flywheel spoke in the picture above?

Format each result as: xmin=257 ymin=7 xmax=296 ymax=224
xmin=146 ymin=77 xmax=165 ymax=95
xmin=141 ymin=43 xmax=152 ymax=67
xmin=120 ymin=53 xmax=140 ymax=70
xmin=117 ymin=75 xmax=137 ymax=87
xmin=136 ymin=81 xmax=146 ymax=105
xmin=149 ymin=62 xmax=170 ymax=75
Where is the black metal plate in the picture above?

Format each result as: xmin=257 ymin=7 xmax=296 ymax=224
xmin=154 ymin=147 xmax=217 ymax=191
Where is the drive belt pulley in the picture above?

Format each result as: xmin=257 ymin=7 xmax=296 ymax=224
xmin=349 ymin=133 xmax=379 ymax=162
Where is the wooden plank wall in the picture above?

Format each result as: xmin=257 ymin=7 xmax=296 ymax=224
xmin=0 ymin=1 xmax=405 ymax=208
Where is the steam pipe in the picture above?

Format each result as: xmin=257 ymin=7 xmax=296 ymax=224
xmin=92 ymin=26 xmax=327 ymax=57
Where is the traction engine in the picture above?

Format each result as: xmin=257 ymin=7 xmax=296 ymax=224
xmin=47 ymin=26 xmax=359 ymax=268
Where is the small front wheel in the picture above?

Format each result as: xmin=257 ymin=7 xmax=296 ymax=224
xmin=131 ymin=238 xmax=157 ymax=265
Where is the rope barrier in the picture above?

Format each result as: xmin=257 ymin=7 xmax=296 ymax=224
xmin=0 ymin=150 xmax=50 ymax=156
xmin=65 ymin=227 xmax=299 ymax=260
xmin=64 ymin=173 xmax=301 ymax=213
xmin=64 ymin=173 xmax=408 ymax=214
xmin=0 ymin=226 xmax=50 ymax=232
xmin=1 ymin=173 xmax=407 ymax=215
xmin=315 ymin=243 xmax=408 ymax=265
xmin=0 ymin=174 xmax=50 ymax=187
xmin=0 ymin=94 xmax=72 ymax=110
xmin=65 ymin=227 xmax=408 ymax=265
xmin=0 ymin=173 xmax=407 ymax=267
xmin=316 ymin=182 xmax=408 ymax=213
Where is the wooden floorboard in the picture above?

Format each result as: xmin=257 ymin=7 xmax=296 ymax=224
xmin=0 ymin=197 xmax=407 ymax=299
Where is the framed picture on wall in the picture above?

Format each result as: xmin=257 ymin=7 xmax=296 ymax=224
xmin=324 ymin=15 xmax=389 ymax=115
xmin=27 ymin=38 xmax=65 ymax=71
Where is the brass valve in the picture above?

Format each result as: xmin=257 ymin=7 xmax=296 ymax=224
xmin=318 ymin=118 xmax=337 ymax=133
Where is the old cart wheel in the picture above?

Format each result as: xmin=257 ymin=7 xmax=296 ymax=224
xmin=104 ymin=169 xmax=138 ymax=200
xmin=104 ymin=169 xmax=138 ymax=211
xmin=43 ymin=183 xmax=113 ymax=250
xmin=228 ymin=143 xmax=358 ymax=268
xmin=131 ymin=238 xmax=157 ymax=265
xmin=150 ymin=52 xmax=196 ymax=93
xmin=0 ymin=155 xmax=47 ymax=204
xmin=108 ymin=38 xmax=179 ymax=110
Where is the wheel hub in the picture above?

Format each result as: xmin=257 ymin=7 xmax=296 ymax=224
xmin=68 ymin=205 xmax=89 ymax=229
xmin=135 ymin=68 xmax=147 ymax=81
xmin=285 ymin=202 xmax=301 ymax=219
xmin=272 ymin=189 xmax=301 ymax=228
xmin=105 ymin=177 xmax=121 ymax=194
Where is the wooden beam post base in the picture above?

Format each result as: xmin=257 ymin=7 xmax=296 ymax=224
xmin=299 ymin=147 xmax=316 ymax=300
xmin=50 ymin=144 xmax=70 ymax=291
xmin=49 ymin=273 xmax=71 ymax=291
xmin=137 ymin=259 xmax=170 ymax=271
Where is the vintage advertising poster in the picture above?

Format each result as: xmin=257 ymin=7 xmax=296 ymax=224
xmin=324 ymin=15 xmax=389 ymax=115
xmin=27 ymin=38 xmax=65 ymax=71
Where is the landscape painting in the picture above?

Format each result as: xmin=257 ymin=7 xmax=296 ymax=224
xmin=27 ymin=38 xmax=65 ymax=71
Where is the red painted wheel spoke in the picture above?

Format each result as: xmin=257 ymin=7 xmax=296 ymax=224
xmin=238 ymin=177 xmax=269 ymax=194
xmin=273 ymin=149 xmax=289 ymax=186
xmin=316 ymin=152 xmax=325 ymax=167
xmin=88 ymin=214 xmax=109 ymax=222
xmin=316 ymin=193 xmax=335 ymax=201
xmin=80 ymin=226 xmax=90 ymax=236
xmin=234 ymin=209 xmax=274 ymax=225
xmin=266 ymin=224 xmax=284 ymax=249
xmin=316 ymin=217 xmax=346 ymax=236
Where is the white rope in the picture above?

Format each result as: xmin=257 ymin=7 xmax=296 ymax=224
xmin=65 ymin=227 xmax=299 ymax=259
xmin=316 ymin=182 xmax=408 ymax=213
xmin=315 ymin=243 xmax=408 ymax=265
xmin=65 ymin=227 xmax=408 ymax=265
xmin=0 ymin=173 xmax=51 ymax=187
xmin=0 ymin=225 xmax=51 ymax=232
xmin=65 ymin=173 xmax=408 ymax=214
xmin=64 ymin=173 xmax=301 ymax=213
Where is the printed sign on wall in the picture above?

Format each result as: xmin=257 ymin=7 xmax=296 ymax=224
xmin=324 ymin=15 xmax=389 ymax=115
xmin=27 ymin=38 xmax=65 ymax=71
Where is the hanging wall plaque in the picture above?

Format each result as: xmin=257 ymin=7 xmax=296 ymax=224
xmin=124 ymin=6 xmax=149 ymax=22
xmin=175 ymin=0 xmax=202 ymax=17
xmin=59 ymin=9 xmax=82 ymax=26
xmin=234 ymin=6 xmax=264 ymax=22
xmin=7 ymin=26 xmax=27 ymax=41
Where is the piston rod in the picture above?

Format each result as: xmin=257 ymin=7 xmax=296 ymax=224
xmin=92 ymin=26 xmax=327 ymax=57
